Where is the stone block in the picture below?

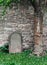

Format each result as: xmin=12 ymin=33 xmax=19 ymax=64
xmin=9 ymin=32 xmax=22 ymax=53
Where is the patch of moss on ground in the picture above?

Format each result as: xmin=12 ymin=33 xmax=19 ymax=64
xmin=0 ymin=50 xmax=47 ymax=65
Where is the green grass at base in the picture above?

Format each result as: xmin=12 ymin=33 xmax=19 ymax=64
xmin=0 ymin=50 xmax=47 ymax=65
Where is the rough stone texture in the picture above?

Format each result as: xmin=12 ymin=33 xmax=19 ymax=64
xmin=9 ymin=32 xmax=22 ymax=53
xmin=43 ymin=11 xmax=47 ymax=50
xmin=0 ymin=4 xmax=47 ymax=50
xmin=0 ymin=5 xmax=34 ymax=50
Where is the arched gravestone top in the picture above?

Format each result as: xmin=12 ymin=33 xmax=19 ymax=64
xmin=9 ymin=32 xmax=22 ymax=53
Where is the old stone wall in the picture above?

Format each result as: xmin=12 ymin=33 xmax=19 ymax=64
xmin=0 ymin=5 xmax=34 ymax=49
xmin=0 ymin=4 xmax=47 ymax=50
xmin=43 ymin=11 xmax=47 ymax=50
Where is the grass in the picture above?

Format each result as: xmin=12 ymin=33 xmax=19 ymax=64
xmin=0 ymin=50 xmax=47 ymax=65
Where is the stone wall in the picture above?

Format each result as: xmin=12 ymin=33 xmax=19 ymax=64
xmin=0 ymin=4 xmax=47 ymax=50
xmin=43 ymin=11 xmax=47 ymax=50
xmin=0 ymin=5 xmax=34 ymax=49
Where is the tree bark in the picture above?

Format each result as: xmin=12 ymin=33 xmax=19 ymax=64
xmin=33 ymin=0 xmax=46 ymax=56
xmin=33 ymin=12 xmax=44 ymax=56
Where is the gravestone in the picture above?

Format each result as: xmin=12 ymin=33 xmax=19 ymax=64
xmin=9 ymin=32 xmax=22 ymax=53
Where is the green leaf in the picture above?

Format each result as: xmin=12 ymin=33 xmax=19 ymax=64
xmin=7 ymin=0 xmax=10 ymax=3
xmin=0 ymin=0 xmax=3 ymax=3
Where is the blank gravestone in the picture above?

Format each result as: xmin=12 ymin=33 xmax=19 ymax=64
xmin=9 ymin=32 xmax=22 ymax=53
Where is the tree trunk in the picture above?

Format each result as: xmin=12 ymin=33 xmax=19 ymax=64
xmin=30 ymin=0 xmax=46 ymax=56
xmin=33 ymin=12 xmax=44 ymax=56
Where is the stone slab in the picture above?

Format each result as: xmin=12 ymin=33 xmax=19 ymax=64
xmin=9 ymin=32 xmax=22 ymax=53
